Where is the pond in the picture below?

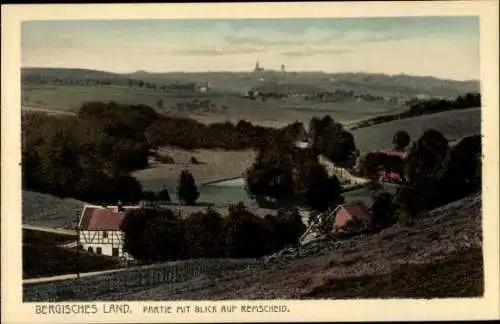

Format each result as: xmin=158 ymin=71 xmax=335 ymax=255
xmin=140 ymin=176 xmax=375 ymax=208
xmin=140 ymin=177 xmax=252 ymax=206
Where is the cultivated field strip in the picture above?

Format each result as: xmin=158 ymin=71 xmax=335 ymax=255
xmin=23 ymin=258 xmax=260 ymax=302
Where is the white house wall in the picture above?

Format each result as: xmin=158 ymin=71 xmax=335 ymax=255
xmin=80 ymin=230 xmax=133 ymax=260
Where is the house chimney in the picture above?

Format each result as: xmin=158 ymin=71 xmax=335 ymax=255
xmin=117 ymin=200 xmax=124 ymax=212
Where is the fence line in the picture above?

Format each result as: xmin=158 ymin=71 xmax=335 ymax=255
xmin=23 ymin=258 xmax=258 ymax=302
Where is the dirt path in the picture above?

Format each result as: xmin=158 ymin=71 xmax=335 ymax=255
xmin=22 ymin=106 xmax=76 ymax=116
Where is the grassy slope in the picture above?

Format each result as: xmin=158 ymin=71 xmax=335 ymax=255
xmin=22 ymin=222 xmax=121 ymax=279
xmin=303 ymin=247 xmax=483 ymax=299
xmin=22 ymin=191 xmax=84 ymax=229
xmin=351 ymin=107 xmax=481 ymax=153
xmin=23 ymin=244 xmax=121 ymax=279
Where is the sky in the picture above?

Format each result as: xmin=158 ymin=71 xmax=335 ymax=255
xmin=21 ymin=16 xmax=480 ymax=80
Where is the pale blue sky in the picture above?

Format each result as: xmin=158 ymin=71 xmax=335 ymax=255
xmin=22 ymin=17 xmax=480 ymax=80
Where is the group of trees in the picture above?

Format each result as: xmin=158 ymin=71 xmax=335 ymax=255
xmin=401 ymin=131 xmax=482 ymax=214
xmin=367 ymin=131 xmax=482 ymax=224
xmin=120 ymin=203 xmax=306 ymax=263
xmin=146 ymin=117 xmax=306 ymax=151
xmin=22 ymin=110 xmax=145 ymax=204
xmin=245 ymin=142 xmax=343 ymax=211
xmin=22 ymin=100 xmax=307 ymax=203
xmin=408 ymin=92 xmax=481 ymax=116
xmin=244 ymin=114 xmax=356 ymax=211
xmin=355 ymin=127 xmax=481 ymax=228
xmin=22 ymin=74 xmax=178 ymax=93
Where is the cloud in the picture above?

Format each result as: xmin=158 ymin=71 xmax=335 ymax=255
xmin=224 ymin=28 xmax=406 ymax=49
xmin=171 ymin=46 xmax=264 ymax=56
xmin=280 ymin=48 xmax=353 ymax=57
xmin=226 ymin=35 xmax=306 ymax=47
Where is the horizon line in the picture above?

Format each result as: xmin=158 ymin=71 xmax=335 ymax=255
xmin=21 ymin=65 xmax=480 ymax=83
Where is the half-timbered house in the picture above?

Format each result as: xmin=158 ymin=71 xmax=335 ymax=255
xmin=78 ymin=204 xmax=139 ymax=261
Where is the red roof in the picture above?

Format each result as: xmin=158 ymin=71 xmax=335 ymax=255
xmin=341 ymin=202 xmax=372 ymax=221
xmin=79 ymin=206 xmax=127 ymax=231
xmin=376 ymin=149 xmax=408 ymax=159
xmin=377 ymin=170 xmax=402 ymax=182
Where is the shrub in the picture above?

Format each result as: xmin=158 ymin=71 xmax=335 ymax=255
xmin=371 ymin=192 xmax=395 ymax=228
xmin=184 ymin=208 xmax=225 ymax=258
xmin=157 ymin=188 xmax=172 ymax=203
xmin=121 ymin=208 xmax=186 ymax=263
xmin=223 ymin=204 xmax=273 ymax=258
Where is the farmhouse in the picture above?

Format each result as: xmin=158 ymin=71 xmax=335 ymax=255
xmin=78 ymin=204 xmax=139 ymax=261
xmin=330 ymin=201 xmax=372 ymax=232
xmin=374 ymin=149 xmax=408 ymax=182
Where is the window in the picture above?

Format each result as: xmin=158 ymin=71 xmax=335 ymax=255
xmin=88 ymin=247 xmax=94 ymax=253
xmin=96 ymin=247 xmax=102 ymax=255
xmin=102 ymin=231 xmax=108 ymax=238
xmin=112 ymin=248 xmax=119 ymax=257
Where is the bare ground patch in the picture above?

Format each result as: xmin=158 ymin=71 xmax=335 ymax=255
xmin=133 ymin=148 xmax=257 ymax=185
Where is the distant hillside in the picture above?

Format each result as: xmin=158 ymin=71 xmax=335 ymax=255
xmin=22 ymin=67 xmax=142 ymax=87
xmin=22 ymin=67 xmax=480 ymax=98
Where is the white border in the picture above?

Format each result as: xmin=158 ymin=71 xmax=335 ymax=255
xmin=2 ymin=1 xmax=499 ymax=323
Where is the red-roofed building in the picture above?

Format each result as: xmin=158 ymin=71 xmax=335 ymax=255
xmin=330 ymin=201 xmax=372 ymax=232
xmin=78 ymin=204 xmax=139 ymax=260
xmin=375 ymin=149 xmax=408 ymax=160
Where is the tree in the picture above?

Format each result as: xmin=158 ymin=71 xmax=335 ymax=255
xmin=393 ymin=130 xmax=410 ymax=150
xmin=405 ymin=129 xmax=449 ymax=187
xmin=404 ymin=129 xmax=449 ymax=209
xmin=309 ymin=115 xmax=357 ymax=166
xmin=121 ymin=208 xmax=186 ymax=263
xmin=177 ymin=170 xmax=200 ymax=205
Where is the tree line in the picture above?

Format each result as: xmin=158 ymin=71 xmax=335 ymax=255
xmin=120 ymin=203 xmax=306 ymax=263
xmin=352 ymin=92 xmax=481 ymax=130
